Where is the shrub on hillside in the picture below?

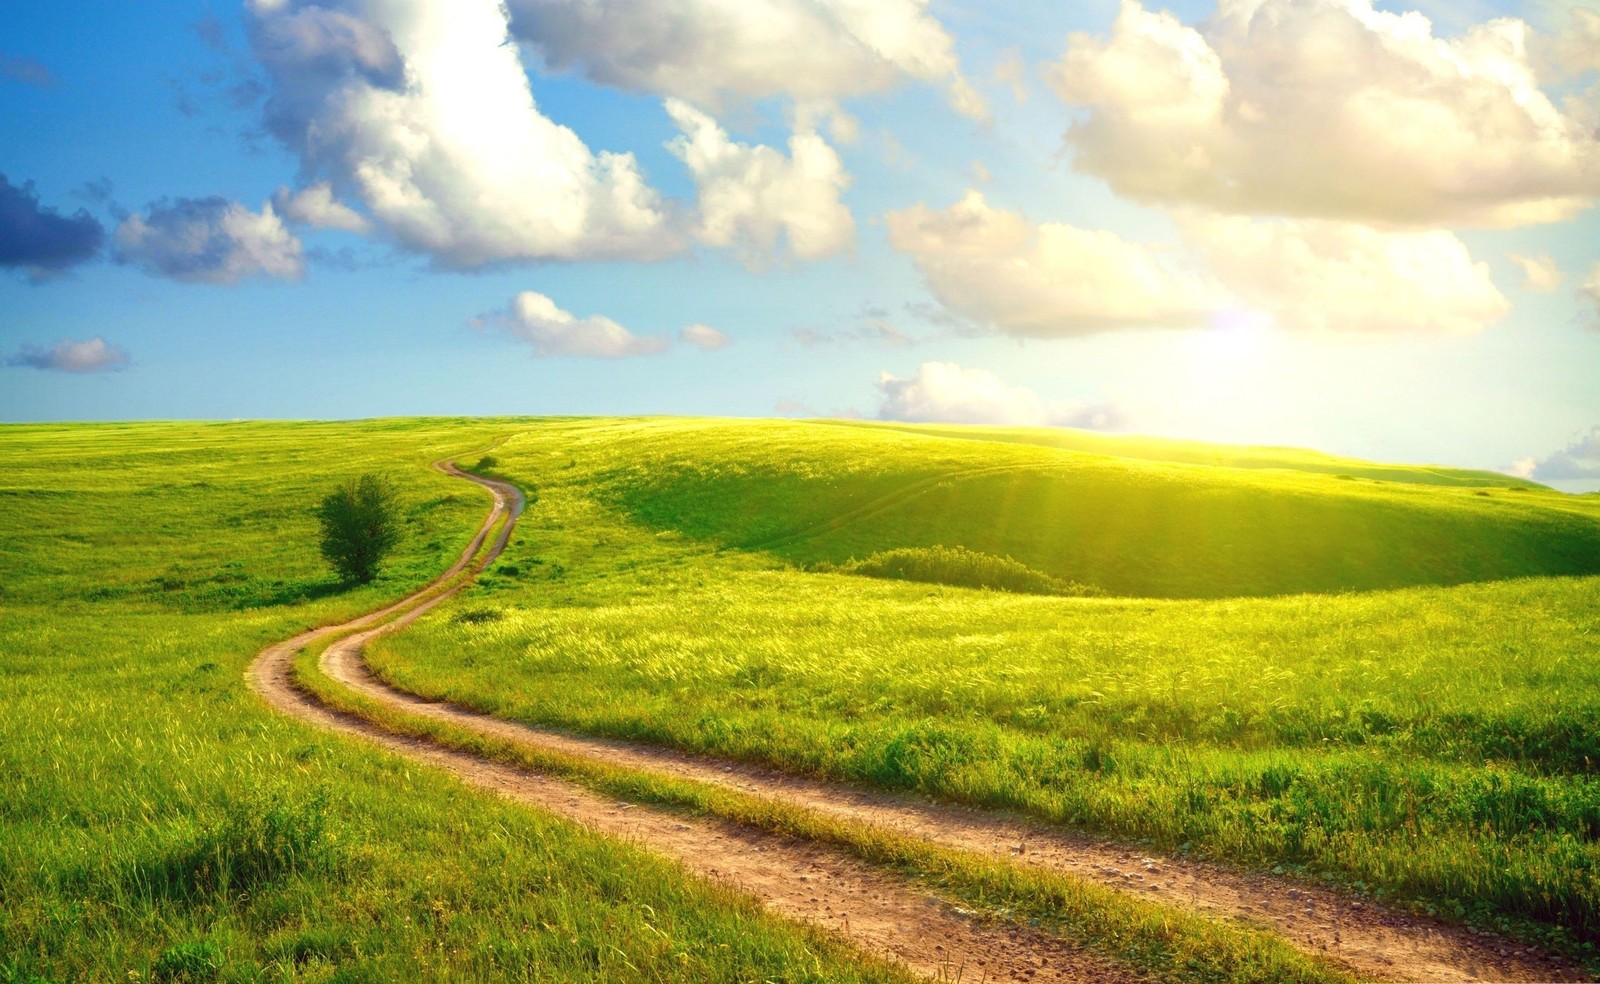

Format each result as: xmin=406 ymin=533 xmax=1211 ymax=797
xmin=837 ymin=545 xmax=1103 ymax=597
xmin=315 ymin=474 xmax=399 ymax=584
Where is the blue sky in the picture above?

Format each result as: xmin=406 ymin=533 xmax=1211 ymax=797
xmin=2 ymin=0 xmax=1599 ymax=489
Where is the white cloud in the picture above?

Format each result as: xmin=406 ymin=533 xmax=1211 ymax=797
xmin=114 ymin=197 xmax=303 ymax=284
xmin=665 ymin=99 xmax=855 ymax=268
xmin=6 ymin=337 xmax=129 ymax=374
xmin=1513 ymin=426 xmax=1600 ymax=480
xmin=877 ymin=362 xmax=1127 ymax=429
xmin=1543 ymin=6 xmax=1600 ymax=77
xmin=1048 ymin=0 xmax=1600 ymax=226
xmin=1181 ymin=214 xmax=1510 ymax=334
xmin=794 ymin=319 xmax=912 ymax=348
xmin=478 ymin=291 xmax=668 ymax=358
xmin=505 ymin=0 xmax=985 ymax=119
xmin=1508 ymin=253 xmax=1563 ymax=292
xmin=248 ymin=0 xmax=677 ymax=267
xmin=273 ymin=182 xmax=370 ymax=233
xmin=993 ymin=49 xmax=1030 ymax=103
xmin=681 ymin=323 xmax=730 ymax=350
xmin=1584 ymin=262 xmax=1600 ymax=318
xmin=888 ymin=192 xmax=1509 ymax=338
xmin=885 ymin=190 xmax=1224 ymax=337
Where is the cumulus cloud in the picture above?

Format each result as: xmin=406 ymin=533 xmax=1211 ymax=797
xmin=6 ymin=337 xmax=129 ymax=374
xmin=476 ymin=291 xmax=667 ymax=358
xmin=665 ymin=99 xmax=855 ymax=268
xmin=885 ymin=190 xmax=1224 ymax=337
xmin=1509 ymin=253 xmax=1563 ymax=292
xmin=272 ymin=182 xmax=370 ymax=233
xmin=247 ymin=0 xmax=677 ymax=267
xmin=889 ymin=191 xmax=1509 ymax=337
xmin=1048 ymin=0 xmax=1600 ymax=226
xmin=1180 ymin=214 xmax=1511 ymax=334
xmin=505 ymin=0 xmax=985 ymax=119
xmin=1511 ymin=427 xmax=1600 ymax=481
xmin=0 ymin=174 xmax=105 ymax=278
xmin=877 ymin=361 xmax=1127 ymax=429
xmin=681 ymin=323 xmax=730 ymax=350
xmin=114 ymin=197 xmax=304 ymax=285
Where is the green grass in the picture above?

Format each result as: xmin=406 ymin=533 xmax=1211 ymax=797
xmin=10 ymin=415 xmax=1600 ymax=978
xmin=366 ymin=417 xmax=1600 ymax=959
xmin=0 ymin=419 xmax=912 ymax=983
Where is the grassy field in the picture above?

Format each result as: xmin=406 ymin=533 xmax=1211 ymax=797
xmin=7 ymin=416 xmax=1598 ymax=979
xmin=365 ymin=418 xmax=1600 ymax=956
xmin=0 ymin=420 xmax=912 ymax=983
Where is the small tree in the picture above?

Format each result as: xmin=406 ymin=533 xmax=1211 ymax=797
xmin=316 ymin=474 xmax=400 ymax=583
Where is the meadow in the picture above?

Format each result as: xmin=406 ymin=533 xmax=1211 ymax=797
xmin=7 ymin=415 xmax=1599 ymax=981
xmin=0 ymin=420 xmax=911 ymax=983
xmin=365 ymin=418 xmax=1600 ymax=955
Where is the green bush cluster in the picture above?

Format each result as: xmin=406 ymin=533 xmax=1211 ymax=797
xmin=834 ymin=545 xmax=1103 ymax=597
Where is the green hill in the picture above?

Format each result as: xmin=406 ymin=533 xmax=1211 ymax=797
xmin=597 ymin=419 xmax=1600 ymax=598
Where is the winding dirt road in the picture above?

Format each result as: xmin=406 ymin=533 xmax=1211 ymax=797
xmin=251 ymin=458 xmax=1587 ymax=984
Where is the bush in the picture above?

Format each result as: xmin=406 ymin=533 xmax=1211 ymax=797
xmin=315 ymin=474 xmax=400 ymax=583
xmin=839 ymin=545 xmax=1103 ymax=597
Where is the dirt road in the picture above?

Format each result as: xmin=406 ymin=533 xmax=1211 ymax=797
xmin=252 ymin=458 xmax=1586 ymax=983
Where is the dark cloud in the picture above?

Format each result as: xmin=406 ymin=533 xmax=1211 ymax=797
xmin=6 ymin=337 xmax=129 ymax=374
xmin=1517 ymin=428 xmax=1600 ymax=481
xmin=72 ymin=177 xmax=116 ymax=207
xmin=0 ymin=53 xmax=56 ymax=88
xmin=114 ymin=196 xmax=303 ymax=285
xmin=0 ymin=174 xmax=105 ymax=278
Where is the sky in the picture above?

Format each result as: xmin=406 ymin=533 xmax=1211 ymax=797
xmin=2 ymin=0 xmax=1599 ymax=490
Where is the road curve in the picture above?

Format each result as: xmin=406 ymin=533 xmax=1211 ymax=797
xmin=249 ymin=457 xmax=1134 ymax=984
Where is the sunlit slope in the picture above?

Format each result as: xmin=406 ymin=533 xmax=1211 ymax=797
xmin=599 ymin=419 xmax=1600 ymax=598
xmin=833 ymin=420 xmax=1546 ymax=489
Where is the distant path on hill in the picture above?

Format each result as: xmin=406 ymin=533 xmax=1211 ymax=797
xmin=251 ymin=457 xmax=1132 ymax=984
xmin=252 ymin=457 xmax=1587 ymax=984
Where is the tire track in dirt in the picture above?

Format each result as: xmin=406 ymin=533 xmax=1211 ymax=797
xmin=251 ymin=458 xmax=1135 ymax=984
